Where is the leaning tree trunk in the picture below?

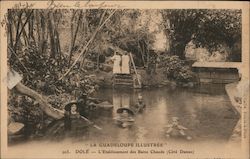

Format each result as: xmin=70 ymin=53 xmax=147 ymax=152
xmin=14 ymin=83 xmax=64 ymax=119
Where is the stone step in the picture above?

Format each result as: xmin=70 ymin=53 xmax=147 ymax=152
xmin=114 ymin=74 xmax=133 ymax=78
xmin=114 ymin=77 xmax=133 ymax=80
xmin=114 ymin=79 xmax=134 ymax=82
xmin=114 ymin=82 xmax=133 ymax=85
xmin=113 ymin=74 xmax=134 ymax=88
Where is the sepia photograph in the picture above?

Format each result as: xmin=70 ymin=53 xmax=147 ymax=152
xmin=1 ymin=1 xmax=249 ymax=159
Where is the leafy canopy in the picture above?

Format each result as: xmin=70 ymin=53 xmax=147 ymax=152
xmin=161 ymin=9 xmax=241 ymax=60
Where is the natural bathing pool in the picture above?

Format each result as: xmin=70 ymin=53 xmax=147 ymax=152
xmin=9 ymin=84 xmax=240 ymax=145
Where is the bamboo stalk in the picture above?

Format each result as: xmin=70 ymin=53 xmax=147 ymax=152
xmin=14 ymin=11 xmax=23 ymax=51
xmin=59 ymin=10 xmax=116 ymax=80
xmin=68 ymin=11 xmax=83 ymax=67
xmin=14 ymin=10 xmax=34 ymax=51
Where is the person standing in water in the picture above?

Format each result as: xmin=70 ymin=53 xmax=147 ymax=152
xmin=64 ymin=103 xmax=93 ymax=138
xmin=114 ymin=107 xmax=135 ymax=128
xmin=64 ymin=103 xmax=81 ymax=131
xmin=134 ymin=95 xmax=146 ymax=113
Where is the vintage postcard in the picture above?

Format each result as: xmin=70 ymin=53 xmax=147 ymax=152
xmin=1 ymin=1 xmax=249 ymax=159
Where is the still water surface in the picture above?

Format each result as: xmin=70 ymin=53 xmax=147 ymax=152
xmin=87 ymin=84 xmax=239 ymax=143
xmin=10 ymin=84 xmax=240 ymax=145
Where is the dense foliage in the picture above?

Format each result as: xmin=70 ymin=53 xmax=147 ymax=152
xmin=7 ymin=10 xmax=99 ymax=134
xmin=7 ymin=8 xmax=241 ymax=138
xmin=161 ymin=9 xmax=241 ymax=61
xmin=158 ymin=55 xmax=195 ymax=82
xmin=8 ymin=43 xmax=97 ymax=135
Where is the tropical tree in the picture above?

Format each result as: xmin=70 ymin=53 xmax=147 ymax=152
xmin=161 ymin=9 xmax=241 ymax=61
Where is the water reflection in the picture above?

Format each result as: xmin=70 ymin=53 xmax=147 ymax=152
xmin=92 ymin=85 xmax=239 ymax=143
xmin=9 ymin=85 xmax=240 ymax=145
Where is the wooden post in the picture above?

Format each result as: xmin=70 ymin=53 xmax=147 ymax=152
xmin=129 ymin=53 xmax=141 ymax=88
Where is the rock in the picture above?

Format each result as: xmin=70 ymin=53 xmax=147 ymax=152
xmin=96 ymin=101 xmax=113 ymax=110
xmin=100 ymin=64 xmax=112 ymax=72
xmin=160 ymin=80 xmax=170 ymax=86
xmin=169 ymin=81 xmax=177 ymax=90
xmin=97 ymin=76 xmax=105 ymax=81
xmin=99 ymin=101 xmax=111 ymax=105
xmin=186 ymin=136 xmax=192 ymax=140
xmin=187 ymin=82 xmax=195 ymax=88
xmin=180 ymin=82 xmax=194 ymax=88
xmin=158 ymin=84 xmax=164 ymax=88
xmin=8 ymin=122 xmax=24 ymax=135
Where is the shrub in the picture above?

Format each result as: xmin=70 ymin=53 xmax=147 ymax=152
xmin=158 ymin=55 xmax=195 ymax=82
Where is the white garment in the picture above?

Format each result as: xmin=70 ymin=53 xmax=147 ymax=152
xmin=6 ymin=70 xmax=23 ymax=89
xmin=111 ymin=55 xmax=121 ymax=74
xmin=121 ymin=55 xmax=130 ymax=74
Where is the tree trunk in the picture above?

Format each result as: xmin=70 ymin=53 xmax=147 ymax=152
xmin=55 ymin=29 xmax=61 ymax=59
xmin=48 ymin=12 xmax=56 ymax=58
xmin=19 ymin=20 xmax=29 ymax=46
xmin=40 ymin=12 xmax=46 ymax=54
xmin=139 ymin=40 xmax=146 ymax=67
xmin=14 ymin=83 xmax=64 ymax=119
xmin=8 ymin=12 xmax=14 ymax=49
xmin=35 ymin=10 xmax=42 ymax=53
xmin=14 ymin=11 xmax=23 ymax=52
xmin=96 ymin=49 xmax=100 ymax=71
xmin=28 ymin=11 xmax=36 ymax=45
xmin=170 ymin=40 xmax=188 ymax=60
xmin=72 ymin=11 xmax=82 ymax=49
xmin=54 ymin=11 xmax=61 ymax=57
xmin=68 ymin=11 xmax=82 ymax=67
xmin=14 ymin=10 xmax=34 ymax=52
